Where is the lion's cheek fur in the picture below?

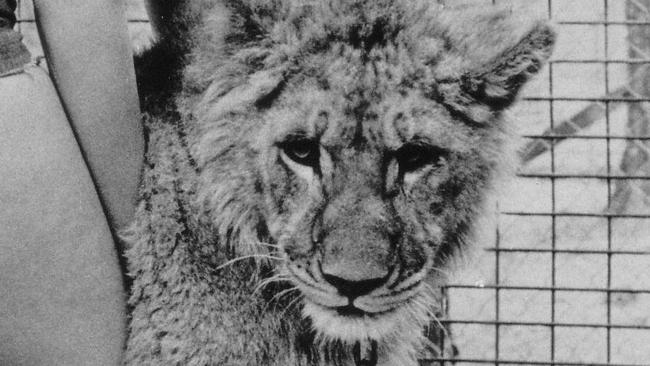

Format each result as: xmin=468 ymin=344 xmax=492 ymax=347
xmin=124 ymin=122 xmax=312 ymax=366
xmin=262 ymin=164 xmax=323 ymax=252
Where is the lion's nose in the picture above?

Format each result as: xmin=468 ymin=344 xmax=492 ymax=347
xmin=322 ymin=270 xmax=390 ymax=299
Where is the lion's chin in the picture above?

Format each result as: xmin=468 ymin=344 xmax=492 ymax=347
xmin=302 ymin=300 xmax=407 ymax=344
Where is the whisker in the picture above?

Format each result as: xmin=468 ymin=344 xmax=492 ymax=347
xmin=429 ymin=266 xmax=452 ymax=277
xmin=421 ymin=282 xmax=444 ymax=301
xmin=421 ymin=282 xmax=433 ymax=294
xmin=253 ymin=274 xmax=291 ymax=295
xmin=269 ymin=287 xmax=300 ymax=304
xmin=216 ymin=254 xmax=284 ymax=271
xmin=278 ymin=293 xmax=304 ymax=318
xmin=263 ymin=287 xmax=301 ymax=313
xmin=420 ymin=334 xmax=445 ymax=358
xmin=410 ymin=297 xmax=449 ymax=340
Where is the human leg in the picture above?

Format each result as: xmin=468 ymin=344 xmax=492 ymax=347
xmin=0 ymin=66 xmax=125 ymax=366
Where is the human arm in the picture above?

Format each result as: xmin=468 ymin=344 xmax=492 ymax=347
xmin=33 ymin=0 xmax=143 ymax=231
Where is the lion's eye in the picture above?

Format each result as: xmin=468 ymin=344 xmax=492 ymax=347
xmin=395 ymin=143 xmax=446 ymax=174
xmin=280 ymin=139 xmax=320 ymax=168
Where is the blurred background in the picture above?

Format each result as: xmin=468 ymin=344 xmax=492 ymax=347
xmin=14 ymin=0 xmax=650 ymax=365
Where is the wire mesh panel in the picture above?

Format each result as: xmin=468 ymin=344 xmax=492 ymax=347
xmin=14 ymin=0 xmax=650 ymax=365
xmin=429 ymin=0 xmax=650 ymax=365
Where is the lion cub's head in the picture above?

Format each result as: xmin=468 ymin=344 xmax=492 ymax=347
xmin=188 ymin=0 xmax=554 ymax=363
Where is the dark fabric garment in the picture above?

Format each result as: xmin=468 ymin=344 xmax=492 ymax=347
xmin=0 ymin=0 xmax=16 ymax=29
xmin=0 ymin=0 xmax=31 ymax=76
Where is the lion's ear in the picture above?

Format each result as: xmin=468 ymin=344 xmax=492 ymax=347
xmin=436 ymin=21 xmax=555 ymax=123
xmin=462 ymin=23 xmax=555 ymax=111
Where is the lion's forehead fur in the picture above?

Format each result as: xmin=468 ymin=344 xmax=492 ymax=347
xmin=187 ymin=0 xmax=531 ymax=158
xmin=186 ymin=0 xmax=536 ymax=101
xmin=265 ymin=69 xmax=479 ymax=153
xmin=189 ymin=0 xmax=536 ymax=261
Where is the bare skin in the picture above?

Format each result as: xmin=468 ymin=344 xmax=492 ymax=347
xmin=0 ymin=0 xmax=145 ymax=364
xmin=34 ymin=0 xmax=143 ymax=230
xmin=0 ymin=67 xmax=126 ymax=366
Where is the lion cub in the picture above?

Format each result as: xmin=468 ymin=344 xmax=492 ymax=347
xmin=125 ymin=1 xmax=554 ymax=365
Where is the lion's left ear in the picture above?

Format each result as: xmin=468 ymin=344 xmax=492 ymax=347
xmin=438 ymin=23 xmax=555 ymax=122
xmin=465 ymin=23 xmax=555 ymax=110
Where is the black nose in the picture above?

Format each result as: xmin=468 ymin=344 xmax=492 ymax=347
xmin=322 ymin=272 xmax=387 ymax=299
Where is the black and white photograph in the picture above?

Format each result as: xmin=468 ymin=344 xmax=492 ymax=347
xmin=1 ymin=0 xmax=648 ymax=365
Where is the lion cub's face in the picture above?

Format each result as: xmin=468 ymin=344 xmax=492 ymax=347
xmin=258 ymin=75 xmax=479 ymax=342
xmin=194 ymin=0 xmax=555 ymax=359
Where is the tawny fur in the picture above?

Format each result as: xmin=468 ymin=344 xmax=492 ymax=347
xmin=124 ymin=1 xmax=554 ymax=365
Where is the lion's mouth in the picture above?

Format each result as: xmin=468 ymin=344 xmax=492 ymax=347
xmin=302 ymin=299 xmax=403 ymax=342
xmin=334 ymin=302 xmax=395 ymax=318
xmin=336 ymin=303 xmax=367 ymax=317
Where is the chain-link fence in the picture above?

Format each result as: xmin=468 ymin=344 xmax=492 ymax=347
xmin=15 ymin=1 xmax=650 ymax=365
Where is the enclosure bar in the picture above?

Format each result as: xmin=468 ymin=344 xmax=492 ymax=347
xmin=24 ymin=17 xmax=650 ymax=25
xmin=547 ymin=1 xmax=557 ymax=360
xmin=11 ymin=11 xmax=650 ymax=28
xmin=484 ymin=248 xmax=650 ymax=256
xmin=422 ymin=357 xmax=645 ymax=366
xmin=494 ymin=206 xmax=501 ymax=366
xmin=558 ymin=20 xmax=650 ymax=25
xmin=488 ymin=0 xmax=501 ymax=361
xmin=501 ymin=211 xmax=650 ymax=218
xmin=492 ymin=1 xmax=500 ymax=353
xmin=445 ymin=284 xmax=650 ymax=294
xmin=516 ymin=173 xmax=650 ymax=179
xmin=603 ymin=1 xmax=613 ymax=361
xmin=551 ymin=59 xmax=650 ymax=64
xmin=16 ymin=0 xmax=21 ymax=33
xmin=439 ymin=319 xmax=650 ymax=330
xmin=16 ymin=18 xmax=151 ymax=23
xmin=522 ymin=135 xmax=650 ymax=140
xmin=524 ymin=96 xmax=650 ymax=102
xmin=439 ymin=285 xmax=447 ymax=365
